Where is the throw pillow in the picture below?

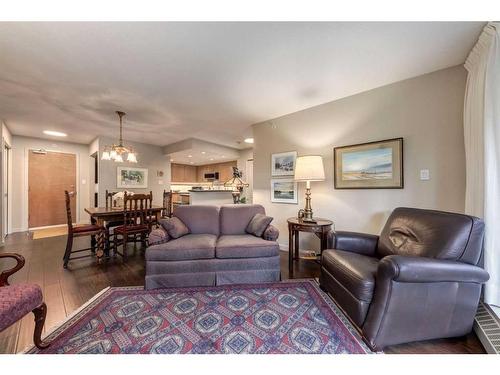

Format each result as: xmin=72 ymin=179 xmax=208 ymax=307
xmin=246 ymin=213 xmax=273 ymax=237
xmin=159 ymin=217 xmax=190 ymax=239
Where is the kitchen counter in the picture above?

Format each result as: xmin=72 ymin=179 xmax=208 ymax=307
xmin=189 ymin=190 xmax=235 ymax=206
xmin=188 ymin=189 xmax=233 ymax=193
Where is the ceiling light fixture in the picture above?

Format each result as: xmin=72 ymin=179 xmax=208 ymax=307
xmin=43 ymin=130 xmax=67 ymax=137
xmin=188 ymin=155 xmax=193 ymax=158
xmin=101 ymin=111 xmax=138 ymax=163
xmin=201 ymin=151 xmax=206 ymax=154
xmin=244 ymin=138 xmax=254 ymax=144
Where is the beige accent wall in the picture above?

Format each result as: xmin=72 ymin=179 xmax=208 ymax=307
xmin=252 ymin=66 xmax=467 ymax=250
xmin=97 ymin=136 xmax=170 ymax=207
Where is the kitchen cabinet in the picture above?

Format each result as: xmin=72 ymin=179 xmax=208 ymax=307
xmin=171 ymin=161 xmax=237 ymax=183
xmin=171 ymin=163 xmax=197 ymax=183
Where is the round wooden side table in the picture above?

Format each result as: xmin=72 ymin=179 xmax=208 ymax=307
xmin=287 ymin=217 xmax=333 ymax=275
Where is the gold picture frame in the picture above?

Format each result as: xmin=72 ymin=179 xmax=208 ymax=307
xmin=334 ymin=138 xmax=403 ymax=189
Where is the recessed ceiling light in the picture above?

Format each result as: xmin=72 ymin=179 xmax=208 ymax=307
xmin=210 ymin=158 xmax=214 ymax=161
xmin=244 ymin=138 xmax=254 ymax=144
xmin=43 ymin=130 xmax=67 ymax=137
xmin=188 ymin=155 xmax=193 ymax=158
xmin=201 ymin=151 xmax=206 ymax=154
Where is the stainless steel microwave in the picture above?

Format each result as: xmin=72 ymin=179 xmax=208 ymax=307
xmin=204 ymin=172 xmax=219 ymax=180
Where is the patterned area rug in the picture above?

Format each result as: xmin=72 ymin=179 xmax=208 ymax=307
xmin=26 ymin=280 xmax=371 ymax=354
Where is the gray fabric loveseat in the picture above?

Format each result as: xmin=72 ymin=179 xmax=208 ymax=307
xmin=145 ymin=204 xmax=280 ymax=289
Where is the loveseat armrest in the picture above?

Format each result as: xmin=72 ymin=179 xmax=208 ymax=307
xmin=378 ymin=255 xmax=490 ymax=284
xmin=327 ymin=230 xmax=379 ymax=256
xmin=262 ymin=224 xmax=280 ymax=242
xmin=148 ymin=227 xmax=170 ymax=246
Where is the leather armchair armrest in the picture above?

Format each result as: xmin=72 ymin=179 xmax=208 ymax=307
xmin=0 ymin=253 xmax=25 ymax=286
xmin=378 ymin=255 xmax=490 ymax=284
xmin=148 ymin=227 xmax=170 ymax=246
xmin=263 ymin=224 xmax=279 ymax=242
xmin=327 ymin=230 xmax=379 ymax=256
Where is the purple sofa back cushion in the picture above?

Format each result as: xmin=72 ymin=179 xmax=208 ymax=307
xmin=173 ymin=205 xmax=220 ymax=236
xmin=220 ymin=204 xmax=266 ymax=235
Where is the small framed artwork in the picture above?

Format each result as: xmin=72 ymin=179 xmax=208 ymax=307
xmin=117 ymin=167 xmax=149 ymax=189
xmin=271 ymin=151 xmax=297 ymax=176
xmin=270 ymin=178 xmax=298 ymax=204
xmin=334 ymin=137 xmax=403 ymax=189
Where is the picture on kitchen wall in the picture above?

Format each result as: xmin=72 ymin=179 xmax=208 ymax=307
xmin=117 ymin=167 xmax=148 ymax=189
xmin=271 ymin=151 xmax=297 ymax=176
xmin=334 ymin=138 xmax=403 ymax=189
xmin=270 ymin=178 xmax=298 ymax=204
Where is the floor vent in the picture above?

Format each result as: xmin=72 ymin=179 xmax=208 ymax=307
xmin=474 ymin=301 xmax=500 ymax=354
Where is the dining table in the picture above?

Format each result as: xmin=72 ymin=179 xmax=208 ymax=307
xmin=84 ymin=205 xmax=164 ymax=257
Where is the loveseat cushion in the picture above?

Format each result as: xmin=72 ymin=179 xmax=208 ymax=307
xmin=159 ymin=217 xmax=189 ymax=239
xmin=220 ymin=204 xmax=265 ymax=235
xmin=321 ymin=249 xmax=379 ymax=302
xmin=173 ymin=205 xmax=220 ymax=236
xmin=0 ymin=284 xmax=43 ymax=332
xmin=146 ymin=234 xmax=217 ymax=261
xmin=215 ymin=234 xmax=280 ymax=259
xmin=246 ymin=213 xmax=273 ymax=237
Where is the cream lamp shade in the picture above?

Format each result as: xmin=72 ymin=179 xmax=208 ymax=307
xmin=294 ymin=155 xmax=325 ymax=181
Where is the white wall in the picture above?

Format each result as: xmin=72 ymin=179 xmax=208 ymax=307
xmin=10 ymin=136 xmax=91 ymax=232
xmin=253 ymin=66 xmax=467 ymax=251
xmin=97 ymin=136 xmax=171 ymax=207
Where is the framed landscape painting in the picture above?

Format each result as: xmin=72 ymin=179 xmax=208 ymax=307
xmin=271 ymin=151 xmax=297 ymax=176
xmin=270 ymin=178 xmax=298 ymax=204
xmin=334 ymin=138 xmax=403 ymax=189
xmin=117 ymin=167 xmax=148 ymax=189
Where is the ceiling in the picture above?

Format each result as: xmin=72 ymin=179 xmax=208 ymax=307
xmin=164 ymin=138 xmax=242 ymax=165
xmin=0 ymin=22 xmax=485 ymax=147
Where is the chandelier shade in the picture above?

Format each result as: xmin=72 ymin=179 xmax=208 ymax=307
xmin=101 ymin=111 xmax=138 ymax=163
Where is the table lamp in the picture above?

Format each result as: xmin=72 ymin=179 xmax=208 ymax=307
xmin=294 ymin=155 xmax=325 ymax=222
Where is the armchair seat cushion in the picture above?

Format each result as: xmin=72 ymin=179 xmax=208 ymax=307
xmin=322 ymin=249 xmax=379 ymax=302
xmin=146 ymin=234 xmax=217 ymax=261
xmin=216 ymin=234 xmax=280 ymax=259
xmin=0 ymin=284 xmax=43 ymax=331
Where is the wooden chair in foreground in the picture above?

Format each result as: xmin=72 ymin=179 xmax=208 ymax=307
xmin=113 ymin=192 xmax=154 ymax=262
xmin=63 ymin=190 xmax=105 ymax=268
xmin=0 ymin=253 xmax=50 ymax=349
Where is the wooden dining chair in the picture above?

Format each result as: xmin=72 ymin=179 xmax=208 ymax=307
xmin=162 ymin=190 xmax=173 ymax=218
xmin=63 ymin=191 xmax=105 ymax=268
xmin=113 ymin=191 xmax=154 ymax=262
xmin=103 ymin=190 xmax=125 ymax=250
xmin=105 ymin=190 xmax=119 ymax=208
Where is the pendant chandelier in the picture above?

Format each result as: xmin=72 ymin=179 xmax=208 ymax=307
xmin=101 ymin=111 xmax=138 ymax=163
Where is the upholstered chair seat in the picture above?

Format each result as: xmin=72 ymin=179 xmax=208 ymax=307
xmin=321 ymin=250 xmax=378 ymax=326
xmin=0 ymin=284 xmax=43 ymax=331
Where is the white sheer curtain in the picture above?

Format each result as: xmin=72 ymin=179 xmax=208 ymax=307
xmin=464 ymin=22 xmax=500 ymax=306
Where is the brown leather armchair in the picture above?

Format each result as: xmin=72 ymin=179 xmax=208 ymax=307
xmin=319 ymin=207 xmax=489 ymax=351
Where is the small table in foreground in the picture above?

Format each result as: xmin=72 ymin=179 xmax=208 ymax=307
xmin=287 ymin=217 xmax=333 ymax=275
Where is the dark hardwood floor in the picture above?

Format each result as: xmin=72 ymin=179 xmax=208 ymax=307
xmin=0 ymin=232 xmax=485 ymax=354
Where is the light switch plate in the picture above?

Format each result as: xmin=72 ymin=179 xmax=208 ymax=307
xmin=420 ymin=169 xmax=430 ymax=180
